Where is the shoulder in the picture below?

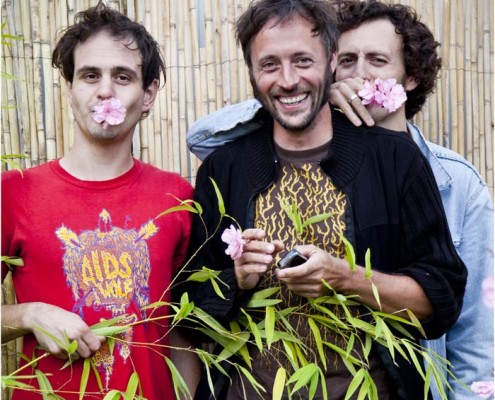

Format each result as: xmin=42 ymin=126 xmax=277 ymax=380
xmin=426 ymin=141 xmax=486 ymax=183
xmin=2 ymin=161 xmax=54 ymax=186
xmin=137 ymin=160 xmax=193 ymax=198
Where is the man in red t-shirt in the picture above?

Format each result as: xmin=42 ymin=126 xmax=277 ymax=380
xmin=1 ymin=3 xmax=200 ymax=399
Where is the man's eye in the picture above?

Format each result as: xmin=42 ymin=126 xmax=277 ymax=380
xmin=261 ymin=62 xmax=278 ymax=72
xmin=296 ymin=58 xmax=313 ymax=67
xmin=83 ymin=73 xmax=99 ymax=81
xmin=115 ymin=75 xmax=131 ymax=83
xmin=372 ymin=58 xmax=387 ymax=64
xmin=338 ymin=58 xmax=354 ymax=66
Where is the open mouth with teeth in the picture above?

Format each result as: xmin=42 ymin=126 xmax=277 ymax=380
xmin=279 ymin=93 xmax=309 ymax=105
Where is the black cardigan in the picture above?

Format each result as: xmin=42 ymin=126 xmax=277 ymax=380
xmin=178 ymin=108 xmax=467 ymax=399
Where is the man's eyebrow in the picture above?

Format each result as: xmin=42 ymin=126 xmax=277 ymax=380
xmin=74 ymin=65 xmax=139 ymax=78
xmin=336 ymin=51 xmax=357 ymax=58
xmin=112 ymin=66 xmax=139 ymax=78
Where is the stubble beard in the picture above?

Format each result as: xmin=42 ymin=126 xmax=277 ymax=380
xmin=251 ymin=67 xmax=332 ymax=133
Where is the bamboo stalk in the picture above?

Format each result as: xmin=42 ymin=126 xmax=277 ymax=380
xmin=481 ymin=0 xmax=493 ymax=193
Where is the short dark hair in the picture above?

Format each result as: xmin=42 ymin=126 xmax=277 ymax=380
xmin=236 ymin=0 xmax=339 ymax=69
xmin=336 ymin=1 xmax=442 ymax=119
xmin=52 ymin=1 xmax=165 ymax=90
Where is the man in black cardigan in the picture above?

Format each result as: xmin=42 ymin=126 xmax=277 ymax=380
xmin=177 ymin=0 xmax=467 ymax=399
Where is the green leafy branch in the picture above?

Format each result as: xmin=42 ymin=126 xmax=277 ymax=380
xmin=1 ymin=179 xmax=456 ymax=400
xmin=278 ymin=194 xmax=333 ymax=237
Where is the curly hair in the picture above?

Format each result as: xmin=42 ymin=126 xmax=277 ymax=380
xmin=335 ymin=1 xmax=442 ymax=118
xmin=52 ymin=1 xmax=165 ymax=90
xmin=236 ymin=0 xmax=339 ymax=68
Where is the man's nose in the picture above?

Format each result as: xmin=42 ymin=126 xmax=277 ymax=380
xmin=96 ymin=76 xmax=114 ymax=99
xmin=278 ymin=63 xmax=300 ymax=90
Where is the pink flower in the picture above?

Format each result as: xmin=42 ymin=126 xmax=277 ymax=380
xmin=358 ymin=78 xmax=407 ymax=113
xmin=92 ymin=97 xmax=126 ymax=129
xmin=221 ymin=225 xmax=245 ymax=260
xmin=482 ymin=277 xmax=494 ymax=308
xmin=471 ymin=381 xmax=494 ymax=398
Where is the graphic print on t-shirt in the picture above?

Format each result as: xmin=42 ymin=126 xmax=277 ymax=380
xmin=55 ymin=209 xmax=158 ymax=386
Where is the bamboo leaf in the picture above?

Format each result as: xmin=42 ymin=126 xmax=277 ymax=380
xmin=209 ymin=177 xmax=225 ymax=216
xmin=241 ymin=309 xmax=262 ymax=351
xmin=172 ymin=299 xmax=195 ymax=324
xmin=281 ymin=340 xmax=299 ymax=371
xmin=265 ymin=306 xmax=275 ymax=348
xmin=210 ymin=277 xmax=227 ymax=300
xmin=79 ymin=358 xmax=91 ymax=400
xmin=302 ymin=212 xmax=334 ymax=229
xmin=123 ymin=372 xmax=140 ymax=400
xmin=186 ymin=268 xmax=221 ymax=282
xmin=91 ymin=358 xmax=104 ymax=391
xmin=344 ymin=368 xmax=366 ymax=400
xmin=308 ymin=370 xmax=320 ymax=400
xmin=1 ymin=376 xmax=36 ymax=390
xmin=91 ymin=326 xmax=130 ymax=337
xmin=103 ymin=390 xmax=122 ymax=400
xmin=308 ymin=318 xmax=326 ymax=369
xmin=406 ymin=309 xmax=426 ymax=338
xmin=341 ymin=236 xmax=356 ymax=271
xmin=249 ymin=287 xmax=280 ymax=300
xmin=371 ymin=282 xmax=382 ymax=311
xmin=165 ymin=357 xmax=190 ymax=400
xmin=246 ymin=298 xmax=281 ymax=308
xmin=288 ymin=363 xmax=318 ymax=394
xmin=273 ymin=368 xmax=286 ymax=400
xmin=90 ymin=315 xmax=128 ymax=330
xmin=155 ymin=204 xmax=199 ymax=219
xmin=217 ymin=332 xmax=250 ymax=362
xmin=1 ymin=256 xmax=24 ymax=266
xmin=35 ymin=369 xmax=56 ymax=399
xmin=345 ymin=333 xmax=356 ymax=359
xmin=364 ymin=248 xmax=372 ymax=278
xmin=237 ymin=365 xmax=266 ymax=396
xmin=402 ymin=344 xmax=426 ymax=380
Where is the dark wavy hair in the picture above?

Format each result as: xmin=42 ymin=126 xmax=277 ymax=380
xmin=336 ymin=1 xmax=442 ymax=118
xmin=52 ymin=1 xmax=165 ymax=90
xmin=236 ymin=0 xmax=339 ymax=68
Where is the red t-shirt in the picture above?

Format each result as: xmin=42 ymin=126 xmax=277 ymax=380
xmin=2 ymin=159 xmax=193 ymax=399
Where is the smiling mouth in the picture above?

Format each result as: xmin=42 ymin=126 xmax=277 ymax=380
xmin=278 ymin=93 xmax=308 ymax=105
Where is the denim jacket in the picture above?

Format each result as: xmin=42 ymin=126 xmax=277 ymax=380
xmin=187 ymin=100 xmax=494 ymax=400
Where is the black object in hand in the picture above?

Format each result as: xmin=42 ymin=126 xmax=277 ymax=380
xmin=278 ymin=249 xmax=308 ymax=269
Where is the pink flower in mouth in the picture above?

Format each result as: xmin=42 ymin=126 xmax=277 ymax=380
xmin=92 ymin=97 xmax=127 ymax=129
xmin=221 ymin=225 xmax=245 ymax=260
xmin=470 ymin=381 xmax=494 ymax=398
xmin=358 ymin=78 xmax=407 ymax=113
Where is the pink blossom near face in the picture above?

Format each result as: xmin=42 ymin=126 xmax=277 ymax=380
xmin=358 ymin=78 xmax=407 ymax=113
xmin=92 ymin=97 xmax=127 ymax=129
xmin=221 ymin=225 xmax=245 ymax=260
xmin=482 ymin=277 xmax=494 ymax=308
xmin=470 ymin=381 xmax=494 ymax=398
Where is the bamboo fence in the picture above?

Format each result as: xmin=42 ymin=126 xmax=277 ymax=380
xmin=0 ymin=0 xmax=493 ymax=393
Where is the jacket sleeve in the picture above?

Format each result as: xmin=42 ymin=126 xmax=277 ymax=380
xmin=398 ymin=157 xmax=467 ymax=339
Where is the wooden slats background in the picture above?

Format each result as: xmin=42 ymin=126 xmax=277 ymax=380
xmin=0 ymin=0 xmax=493 ymax=394
xmin=1 ymin=0 xmax=493 ymax=193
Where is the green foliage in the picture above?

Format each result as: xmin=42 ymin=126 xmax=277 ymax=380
xmin=2 ymin=179 xmax=455 ymax=400
xmin=278 ymin=194 xmax=333 ymax=237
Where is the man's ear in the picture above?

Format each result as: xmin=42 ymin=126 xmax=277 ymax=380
xmin=142 ymin=79 xmax=159 ymax=113
xmin=405 ymin=76 xmax=419 ymax=92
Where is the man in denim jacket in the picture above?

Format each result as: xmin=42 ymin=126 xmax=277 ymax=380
xmin=186 ymin=2 xmax=494 ymax=399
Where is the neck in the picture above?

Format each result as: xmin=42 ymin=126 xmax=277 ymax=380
xmin=376 ymin=107 xmax=408 ymax=132
xmin=273 ymin=104 xmax=333 ymax=150
xmin=60 ymin=138 xmax=134 ymax=181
